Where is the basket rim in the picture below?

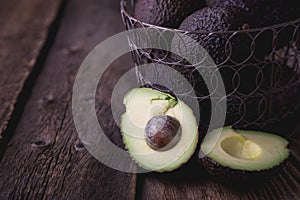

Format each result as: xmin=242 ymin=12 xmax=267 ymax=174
xmin=120 ymin=0 xmax=300 ymax=35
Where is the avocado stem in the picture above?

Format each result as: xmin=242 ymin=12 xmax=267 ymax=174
xmin=150 ymin=95 xmax=178 ymax=110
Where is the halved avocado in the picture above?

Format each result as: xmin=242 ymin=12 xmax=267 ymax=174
xmin=200 ymin=127 xmax=289 ymax=179
xmin=121 ymin=87 xmax=198 ymax=172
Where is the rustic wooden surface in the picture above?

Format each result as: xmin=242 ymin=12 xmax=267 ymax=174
xmin=0 ymin=0 xmax=62 ymax=143
xmin=0 ymin=0 xmax=136 ymax=199
xmin=0 ymin=0 xmax=299 ymax=199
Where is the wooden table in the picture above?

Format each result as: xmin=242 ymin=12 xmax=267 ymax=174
xmin=0 ymin=0 xmax=299 ymax=199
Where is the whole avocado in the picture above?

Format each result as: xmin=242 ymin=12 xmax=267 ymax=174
xmin=214 ymin=0 xmax=300 ymax=26
xmin=214 ymin=0 xmax=300 ymax=53
xmin=134 ymin=0 xmax=206 ymax=28
xmin=176 ymin=5 xmax=252 ymax=65
xmin=170 ymin=5 xmax=252 ymax=131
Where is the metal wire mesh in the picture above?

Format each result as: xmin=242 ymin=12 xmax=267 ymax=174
xmin=120 ymin=0 xmax=300 ymax=134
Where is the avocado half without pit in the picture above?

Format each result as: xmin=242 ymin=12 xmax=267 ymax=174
xmin=120 ymin=87 xmax=198 ymax=172
xmin=200 ymin=127 xmax=289 ymax=179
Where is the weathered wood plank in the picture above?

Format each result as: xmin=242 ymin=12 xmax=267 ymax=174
xmin=140 ymin=132 xmax=300 ymax=200
xmin=0 ymin=0 xmax=136 ymax=199
xmin=0 ymin=0 xmax=63 ymax=142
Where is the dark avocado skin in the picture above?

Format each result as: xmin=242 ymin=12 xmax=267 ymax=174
xmin=135 ymin=1 xmax=300 ymax=136
xmin=134 ymin=0 xmax=206 ymax=28
xmin=172 ymin=6 xmax=251 ymax=127
xmin=214 ymin=0 xmax=300 ymax=25
xmin=178 ymin=5 xmax=252 ymax=65
xmin=214 ymin=0 xmax=264 ymax=14
xmin=199 ymin=154 xmax=288 ymax=182
xmin=225 ymin=96 xmax=243 ymax=126
xmin=185 ymin=2 xmax=300 ymax=133
xmin=214 ymin=0 xmax=300 ymax=57
xmin=175 ymin=1 xmax=299 ymax=131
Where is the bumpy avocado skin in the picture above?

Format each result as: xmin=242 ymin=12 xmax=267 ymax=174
xmin=225 ymin=97 xmax=242 ymax=126
xmin=215 ymin=0 xmax=300 ymax=25
xmin=178 ymin=5 xmax=251 ymax=65
xmin=178 ymin=2 xmax=300 ymax=133
xmin=172 ymin=6 xmax=249 ymax=125
xmin=214 ymin=0 xmax=300 ymax=52
xmin=175 ymin=12 xmax=300 ymax=131
xmin=214 ymin=0 xmax=263 ymax=13
xmin=134 ymin=0 xmax=206 ymax=28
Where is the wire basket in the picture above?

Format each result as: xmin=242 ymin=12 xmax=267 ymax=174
xmin=120 ymin=0 xmax=300 ymax=135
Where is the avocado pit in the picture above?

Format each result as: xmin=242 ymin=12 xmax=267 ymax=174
xmin=145 ymin=115 xmax=181 ymax=151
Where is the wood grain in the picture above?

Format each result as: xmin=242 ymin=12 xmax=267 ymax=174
xmin=0 ymin=0 xmax=136 ymax=199
xmin=0 ymin=0 xmax=63 ymax=141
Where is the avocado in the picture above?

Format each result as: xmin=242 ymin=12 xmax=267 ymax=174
xmin=120 ymin=87 xmax=198 ymax=172
xmin=225 ymin=96 xmax=243 ymax=125
xmin=214 ymin=0 xmax=300 ymax=57
xmin=134 ymin=0 xmax=206 ymax=28
xmin=175 ymin=5 xmax=252 ymax=65
xmin=214 ymin=0 xmax=300 ymax=25
xmin=214 ymin=0 xmax=262 ymax=14
xmin=200 ymin=127 xmax=289 ymax=179
xmin=171 ymin=7 xmax=249 ymax=128
xmin=174 ymin=2 xmax=298 ymax=63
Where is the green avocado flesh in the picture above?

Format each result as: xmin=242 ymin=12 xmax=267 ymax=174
xmin=121 ymin=88 xmax=198 ymax=172
xmin=201 ymin=127 xmax=289 ymax=171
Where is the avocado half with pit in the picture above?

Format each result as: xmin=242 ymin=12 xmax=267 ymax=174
xmin=121 ymin=87 xmax=198 ymax=172
xmin=200 ymin=127 xmax=289 ymax=179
